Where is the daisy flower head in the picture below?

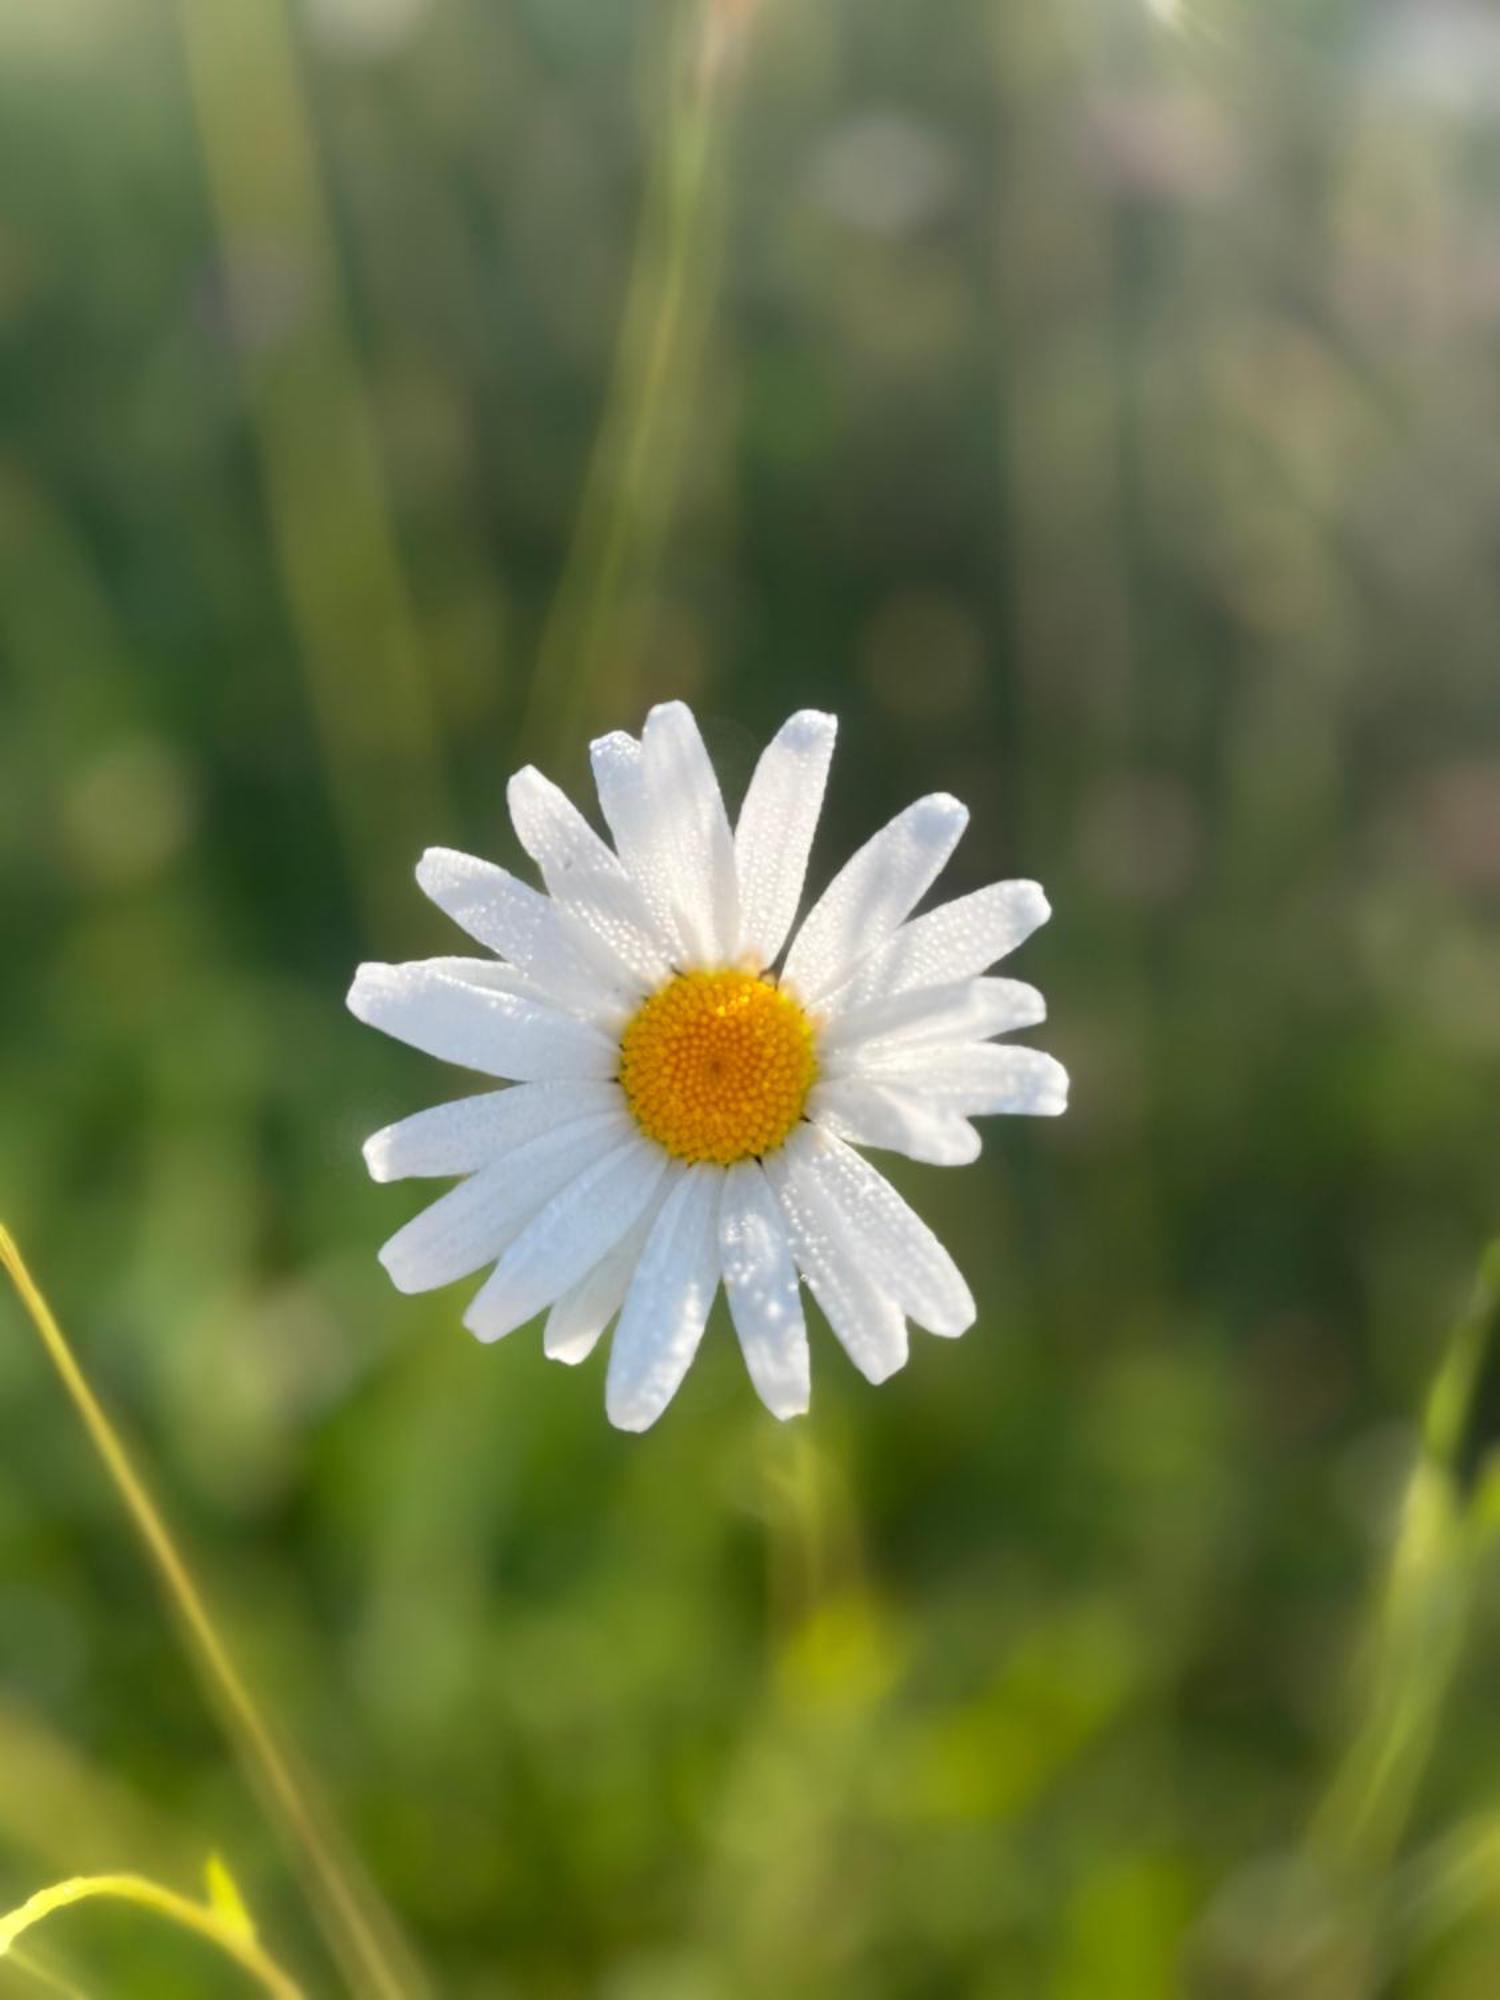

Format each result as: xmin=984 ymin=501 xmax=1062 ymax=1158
xmin=348 ymin=705 xmax=1067 ymax=1431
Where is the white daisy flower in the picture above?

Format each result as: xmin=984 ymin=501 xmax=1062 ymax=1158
xmin=348 ymin=704 xmax=1066 ymax=1431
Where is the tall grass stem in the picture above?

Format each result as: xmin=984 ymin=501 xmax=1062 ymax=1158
xmin=0 ymin=1226 xmax=427 ymax=2000
xmin=521 ymin=0 xmax=749 ymax=763
xmin=173 ymin=0 xmax=451 ymax=941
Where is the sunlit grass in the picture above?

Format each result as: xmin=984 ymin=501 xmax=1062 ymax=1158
xmin=4 ymin=0 xmax=1500 ymax=1988
xmin=1315 ymin=1244 xmax=1500 ymax=1874
xmin=1266 ymin=1243 xmax=1500 ymax=1996
xmin=0 ymin=1860 xmax=302 ymax=2000
xmin=520 ymin=0 xmax=752 ymax=764
xmin=0 ymin=1226 xmax=426 ymax=2000
xmin=172 ymin=0 xmax=451 ymax=940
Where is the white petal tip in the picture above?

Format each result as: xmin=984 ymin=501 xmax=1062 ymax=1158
xmin=589 ymin=729 xmax=635 ymax=768
xmin=361 ymin=1132 xmax=395 ymax=1182
xmin=644 ymin=699 xmax=693 ymax=728
xmin=921 ymin=793 xmax=968 ymax=829
xmin=463 ymin=1294 xmax=535 ymax=1344
xmin=955 ymin=878 xmax=1052 ymax=961
xmin=782 ymin=710 xmax=837 ymax=747
xmin=546 ymin=1342 xmax=595 ymax=1368
xmin=462 ymin=1311 xmax=510 ymax=1345
xmin=911 ymin=1136 xmax=982 ymax=1167
xmin=346 ymin=963 xmax=386 ymax=1021
xmin=376 ymin=1246 xmax=432 ymax=1296
xmin=765 ymin=1395 xmax=811 ymax=1423
xmin=995 ymin=1053 xmax=1068 ymax=1116
xmin=414 ymin=846 xmax=461 ymax=892
xmin=927 ymin=1304 xmax=977 ymax=1340
xmin=606 ymin=1400 xmax=661 ymax=1434
xmin=862 ymin=1356 xmax=907 ymax=1387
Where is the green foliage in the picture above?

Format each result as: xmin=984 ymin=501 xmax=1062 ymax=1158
xmin=3 ymin=0 xmax=1500 ymax=1992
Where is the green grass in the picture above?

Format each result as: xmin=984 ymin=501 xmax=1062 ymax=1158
xmin=4 ymin=0 xmax=1500 ymax=1992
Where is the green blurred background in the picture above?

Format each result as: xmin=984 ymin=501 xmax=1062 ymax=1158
xmin=4 ymin=0 xmax=1500 ymax=1992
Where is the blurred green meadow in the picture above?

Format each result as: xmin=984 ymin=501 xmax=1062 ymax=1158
xmin=4 ymin=0 xmax=1500 ymax=1992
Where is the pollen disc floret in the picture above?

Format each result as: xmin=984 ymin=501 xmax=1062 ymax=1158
xmin=620 ymin=969 xmax=817 ymax=1165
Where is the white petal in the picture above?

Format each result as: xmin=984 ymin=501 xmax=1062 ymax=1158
xmin=806 ymin=1077 xmax=981 ymax=1167
xmin=418 ymin=956 xmax=552 ymax=1001
xmin=416 ymin=848 xmax=632 ymax=1022
xmin=348 ymin=961 xmax=618 ymax=1081
xmin=376 ymin=1109 xmax=630 ymax=1293
xmin=414 ymin=848 xmax=545 ymax=961
xmin=640 ymin=702 xmax=741 ymax=965
xmin=859 ymin=1042 xmax=1070 ymax=1116
xmin=589 ymin=732 xmax=687 ymax=961
xmin=820 ymin=976 xmax=1045 ymax=1063
xmin=781 ymin=793 xmax=968 ymax=1005
xmin=788 ymin=1128 xmax=974 ymax=1338
xmin=719 ymin=1161 xmax=810 ymax=1420
xmin=506 ymin=763 xmax=628 ymax=887
xmin=822 ymin=880 xmax=1051 ymax=1017
xmin=605 ymin=1165 xmax=721 ymax=1432
xmin=734 ymin=710 xmax=837 ymax=971
xmin=762 ymin=1146 xmax=908 ymax=1384
xmin=544 ymin=1173 xmax=680 ymax=1365
xmin=363 ymin=1078 xmax=625 ymax=1182
xmin=507 ymin=766 xmax=673 ymax=985
xmin=549 ymin=861 xmax=676 ymax=993
xmin=463 ymin=1137 xmax=669 ymax=1343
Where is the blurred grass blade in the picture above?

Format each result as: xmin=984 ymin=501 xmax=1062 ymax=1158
xmin=0 ymin=1225 xmax=429 ymax=2000
xmin=754 ymin=1423 xmax=866 ymax=1635
xmin=1396 ymin=1811 xmax=1500 ymax=1962
xmin=521 ymin=0 xmax=756 ymax=762
xmin=0 ymin=1690 xmax=195 ymax=1883
xmin=205 ymin=1853 xmax=258 ymax=1944
xmin=6 ymin=1947 xmax=90 ymax=1999
xmin=173 ymin=0 xmax=449 ymax=938
xmin=0 ymin=1872 xmax=303 ymax=2000
xmin=1313 ymin=1243 xmax=1500 ymax=1874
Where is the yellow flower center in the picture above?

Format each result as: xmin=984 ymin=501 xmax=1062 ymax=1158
xmin=619 ymin=969 xmax=818 ymax=1166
